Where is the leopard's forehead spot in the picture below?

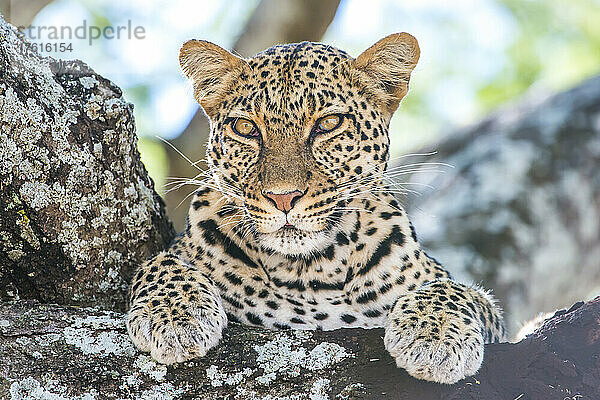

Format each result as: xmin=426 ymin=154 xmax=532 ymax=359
xmin=248 ymin=42 xmax=352 ymax=93
xmin=230 ymin=42 xmax=356 ymax=131
xmin=249 ymin=41 xmax=352 ymax=70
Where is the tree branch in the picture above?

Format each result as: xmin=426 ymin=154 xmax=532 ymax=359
xmin=1 ymin=298 xmax=598 ymax=399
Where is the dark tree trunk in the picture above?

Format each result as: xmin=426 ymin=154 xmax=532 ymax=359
xmin=0 ymin=17 xmax=175 ymax=311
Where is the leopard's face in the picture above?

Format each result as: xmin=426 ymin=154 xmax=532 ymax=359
xmin=180 ymin=35 xmax=419 ymax=256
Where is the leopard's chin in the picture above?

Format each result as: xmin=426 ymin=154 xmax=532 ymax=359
xmin=257 ymin=226 xmax=334 ymax=256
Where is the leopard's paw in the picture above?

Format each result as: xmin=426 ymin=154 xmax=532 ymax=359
xmin=384 ymin=303 xmax=484 ymax=384
xmin=127 ymin=293 xmax=227 ymax=364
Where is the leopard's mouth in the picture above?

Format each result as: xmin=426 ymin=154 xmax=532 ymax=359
xmin=281 ymin=224 xmax=299 ymax=231
xmin=256 ymin=225 xmax=333 ymax=256
xmin=245 ymin=207 xmax=343 ymax=255
xmin=272 ymin=224 xmax=310 ymax=238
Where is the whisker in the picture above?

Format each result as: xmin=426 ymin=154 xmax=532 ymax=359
xmin=175 ymin=188 xmax=203 ymax=210
xmin=336 ymin=152 xmax=445 ymax=189
xmin=155 ymin=135 xmax=203 ymax=172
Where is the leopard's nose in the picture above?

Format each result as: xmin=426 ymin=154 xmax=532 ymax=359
xmin=263 ymin=190 xmax=305 ymax=213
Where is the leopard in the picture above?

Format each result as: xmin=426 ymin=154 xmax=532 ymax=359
xmin=126 ymin=32 xmax=506 ymax=384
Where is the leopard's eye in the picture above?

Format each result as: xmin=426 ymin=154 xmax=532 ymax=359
xmin=315 ymin=114 xmax=342 ymax=133
xmin=232 ymin=118 xmax=259 ymax=137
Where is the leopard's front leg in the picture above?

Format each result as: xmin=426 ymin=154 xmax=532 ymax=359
xmin=127 ymin=251 xmax=227 ymax=364
xmin=384 ymin=280 xmax=505 ymax=384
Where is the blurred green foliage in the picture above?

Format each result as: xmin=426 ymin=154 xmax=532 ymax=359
xmin=478 ymin=0 xmax=600 ymax=109
xmin=138 ymin=137 xmax=168 ymax=195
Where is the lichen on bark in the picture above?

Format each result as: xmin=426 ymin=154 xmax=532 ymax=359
xmin=0 ymin=16 xmax=174 ymax=310
xmin=2 ymin=299 xmax=599 ymax=399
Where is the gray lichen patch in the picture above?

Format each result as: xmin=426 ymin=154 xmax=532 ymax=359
xmin=134 ymin=355 xmax=168 ymax=382
xmin=62 ymin=324 xmax=136 ymax=358
xmin=335 ymin=383 xmax=366 ymax=399
xmin=304 ymin=342 xmax=351 ymax=371
xmin=253 ymin=332 xmax=351 ymax=385
xmin=78 ymin=76 xmax=98 ymax=90
xmin=19 ymin=182 xmax=53 ymax=210
xmin=137 ymin=383 xmax=185 ymax=400
xmin=309 ymin=378 xmax=330 ymax=400
xmin=233 ymin=382 xmax=333 ymax=400
xmin=205 ymin=365 xmax=254 ymax=387
xmin=9 ymin=377 xmax=97 ymax=400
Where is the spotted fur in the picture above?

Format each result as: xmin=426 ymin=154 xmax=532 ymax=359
xmin=127 ymin=33 xmax=506 ymax=384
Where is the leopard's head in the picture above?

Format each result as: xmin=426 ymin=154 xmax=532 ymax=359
xmin=180 ymin=33 xmax=419 ymax=256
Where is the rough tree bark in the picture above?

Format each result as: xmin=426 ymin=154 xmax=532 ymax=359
xmin=0 ymin=17 xmax=175 ymax=311
xmin=165 ymin=0 xmax=341 ymax=231
xmin=404 ymin=76 xmax=600 ymax=333
xmin=1 ymin=298 xmax=598 ymax=399
xmin=1 ymin=12 xmax=599 ymax=400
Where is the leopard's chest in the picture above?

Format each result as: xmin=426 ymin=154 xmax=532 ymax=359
xmin=212 ymin=253 xmax=412 ymax=331
xmin=220 ymin=282 xmax=392 ymax=330
xmin=197 ymin=197 xmax=437 ymax=331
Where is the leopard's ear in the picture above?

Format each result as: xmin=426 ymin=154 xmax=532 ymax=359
xmin=179 ymin=40 xmax=248 ymax=117
xmin=352 ymin=33 xmax=420 ymax=114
